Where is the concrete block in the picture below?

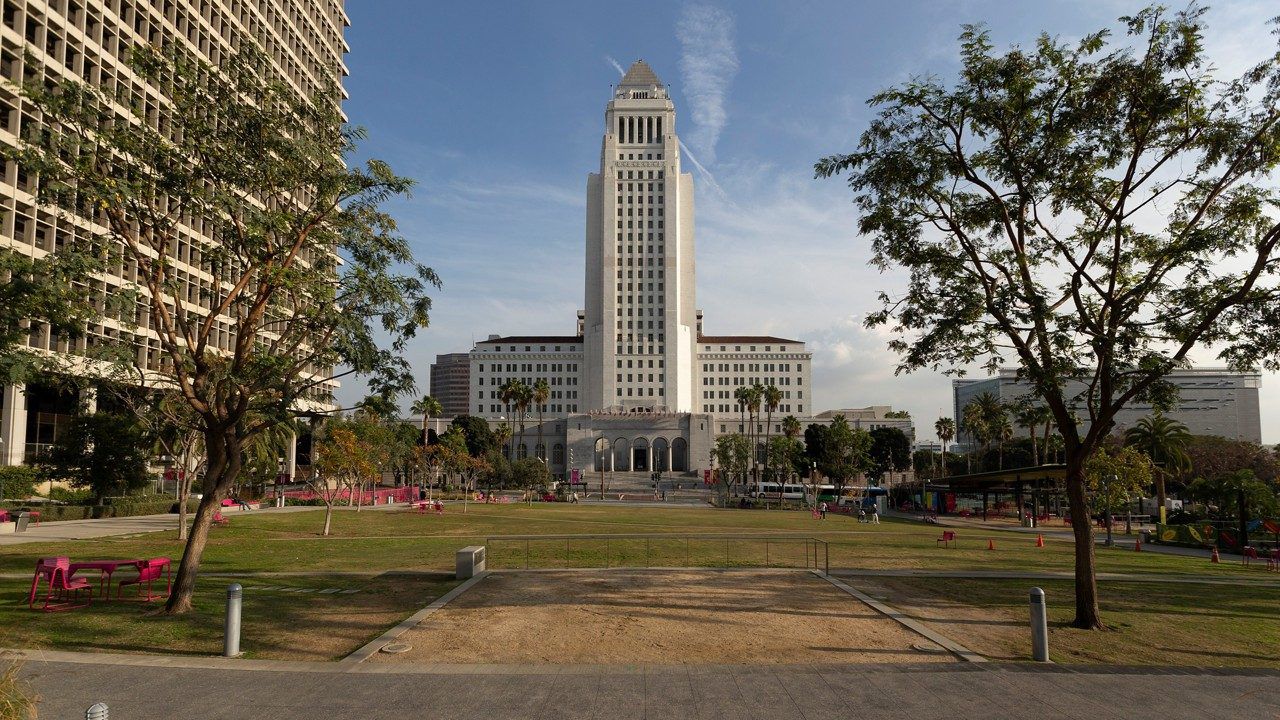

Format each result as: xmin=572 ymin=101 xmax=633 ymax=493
xmin=0 ymin=522 xmax=13 ymax=535
xmin=456 ymin=545 xmax=486 ymax=579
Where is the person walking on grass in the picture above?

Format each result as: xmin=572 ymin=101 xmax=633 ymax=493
xmin=819 ymin=501 xmax=828 ymax=520
xmin=871 ymin=505 xmax=880 ymax=524
xmin=858 ymin=507 xmax=867 ymax=523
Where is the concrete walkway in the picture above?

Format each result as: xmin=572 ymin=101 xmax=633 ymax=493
xmin=0 ymin=504 xmax=311 ymax=546
xmin=14 ymin=651 xmax=1279 ymax=719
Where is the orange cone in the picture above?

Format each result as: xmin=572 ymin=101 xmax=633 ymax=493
xmin=1035 ymin=534 xmax=1045 ymax=548
xmin=987 ymin=539 xmax=996 ymax=551
xmin=1211 ymin=548 xmax=1220 ymax=564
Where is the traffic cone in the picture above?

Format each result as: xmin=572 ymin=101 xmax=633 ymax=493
xmin=1211 ymin=547 xmax=1220 ymax=564
xmin=1035 ymin=534 xmax=1045 ymax=548
xmin=987 ymin=539 xmax=996 ymax=551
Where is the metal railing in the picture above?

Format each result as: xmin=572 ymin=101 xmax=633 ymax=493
xmin=484 ymin=533 xmax=829 ymax=575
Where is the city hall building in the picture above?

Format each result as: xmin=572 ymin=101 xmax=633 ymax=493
xmin=444 ymin=61 xmax=895 ymax=480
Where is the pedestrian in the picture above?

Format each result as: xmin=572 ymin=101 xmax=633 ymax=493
xmin=871 ymin=505 xmax=880 ymax=524
xmin=232 ymin=495 xmax=251 ymax=511
xmin=570 ymin=491 xmax=579 ymax=504
xmin=858 ymin=507 xmax=866 ymax=523
xmin=819 ymin=501 xmax=828 ymax=520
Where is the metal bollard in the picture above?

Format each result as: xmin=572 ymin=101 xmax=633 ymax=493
xmin=1029 ymin=586 xmax=1049 ymax=662
xmin=224 ymin=583 xmax=243 ymax=657
xmin=86 ymin=702 xmax=109 ymax=719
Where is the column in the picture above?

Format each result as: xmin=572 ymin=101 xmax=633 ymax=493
xmin=285 ymin=431 xmax=297 ymax=480
xmin=667 ymin=445 xmax=673 ymax=473
xmin=645 ymin=444 xmax=652 ymax=473
xmin=1 ymin=384 xmax=28 ymax=466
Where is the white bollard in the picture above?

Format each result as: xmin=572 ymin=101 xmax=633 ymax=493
xmin=1029 ymin=586 xmax=1049 ymax=662
xmin=224 ymin=583 xmax=243 ymax=657
xmin=86 ymin=703 xmax=109 ymax=719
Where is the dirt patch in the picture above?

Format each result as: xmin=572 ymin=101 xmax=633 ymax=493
xmin=370 ymin=569 xmax=955 ymax=664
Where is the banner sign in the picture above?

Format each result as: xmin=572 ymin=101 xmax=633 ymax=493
xmin=1155 ymin=523 xmax=1217 ymax=547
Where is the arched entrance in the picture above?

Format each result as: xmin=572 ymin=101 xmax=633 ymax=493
xmin=594 ymin=437 xmax=611 ymax=471
xmin=613 ymin=437 xmax=630 ymax=471
xmin=633 ymin=437 xmax=650 ymax=472
xmin=652 ymin=437 xmax=669 ymax=472
xmin=671 ymin=437 xmax=688 ymax=472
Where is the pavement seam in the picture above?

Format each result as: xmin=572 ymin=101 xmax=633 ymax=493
xmin=812 ymin=569 xmax=988 ymax=664
xmin=339 ymin=570 xmax=490 ymax=664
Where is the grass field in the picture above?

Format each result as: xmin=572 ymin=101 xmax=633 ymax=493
xmin=4 ymin=503 xmax=1277 ymax=664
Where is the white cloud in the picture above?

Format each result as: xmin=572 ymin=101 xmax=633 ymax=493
xmin=676 ymin=4 xmax=739 ymax=164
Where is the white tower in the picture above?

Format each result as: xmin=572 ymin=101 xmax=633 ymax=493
xmin=583 ymin=61 xmax=697 ymax=413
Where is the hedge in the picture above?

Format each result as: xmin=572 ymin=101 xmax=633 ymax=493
xmin=0 ymin=466 xmax=38 ymax=500
xmin=1 ymin=495 xmax=198 ymax=521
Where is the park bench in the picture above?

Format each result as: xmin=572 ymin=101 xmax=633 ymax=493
xmin=936 ymin=531 xmax=957 ymax=548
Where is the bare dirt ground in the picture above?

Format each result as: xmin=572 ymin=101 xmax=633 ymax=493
xmin=370 ymin=569 xmax=955 ymax=664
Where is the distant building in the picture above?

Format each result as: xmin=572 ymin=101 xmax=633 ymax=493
xmin=429 ymin=353 xmax=471 ymax=418
xmin=952 ymin=368 xmax=1262 ymax=447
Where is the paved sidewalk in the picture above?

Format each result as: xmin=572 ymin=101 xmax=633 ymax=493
xmin=15 ymin=652 xmax=1280 ymax=719
xmin=0 ymin=504 xmax=311 ymax=546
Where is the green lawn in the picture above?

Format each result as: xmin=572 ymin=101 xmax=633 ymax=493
xmin=3 ymin=504 xmax=1275 ymax=662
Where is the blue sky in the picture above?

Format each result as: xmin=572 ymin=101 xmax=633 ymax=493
xmin=341 ymin=1 xmax=1279 ymax=442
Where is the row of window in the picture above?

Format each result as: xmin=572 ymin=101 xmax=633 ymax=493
xmin=703 ymin=389 xmax=803 ymax=400
xmin=479 ymin=346 xmax=579 ymax=353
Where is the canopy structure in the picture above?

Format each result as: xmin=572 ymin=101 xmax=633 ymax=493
xmin=919 ymin=465 xmax=1070 ymax=523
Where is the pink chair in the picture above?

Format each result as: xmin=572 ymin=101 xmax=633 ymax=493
xmin=28 ymin=557 xmax=93 ymax=612
xmin=1268 ymin=548 xmax=1280 ymax=572
xmin=937 ymin=531 xmax=957 ymax=548
xmin=118 ymin=557 xmax=172 ymax=601
xmin=1243 ymin=546 xmax=1259 ymax=566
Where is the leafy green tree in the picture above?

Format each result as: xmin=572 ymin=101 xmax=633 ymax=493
xmin=9 ymin=45 xmax=438 ymax=613
xmin=0 ymin=250 xmax=104 ymax=383
xmin=36 ymin=413 xmax=152 ymax=503
xmin=762 ymin=385 xmax=783 ymax=485
xmin=0 ymin=466 xmax=38 ymax=502
xmin=1013 ymin=398 xmax=1052 ymax=466
xmin=712 ymin=434 xmax=750 ymax=504
xmin=868 ymin=427 xmax=911 ymax=481
xmin=766 ymin=435 xmax=807 ymax=484
xmin=1184 ymin=436 xmax=1279 ymax=488
xmin=816 ymin=7 xmax=1280 ymax=628
xmin=1124 ymin=413 xmax=1191 ymax=520
xmin=781 ymin=415 xmax=802 ymax=440
xmin=449 ymin=415 xmax=497 ymax=458
xmin=1086 ymin=446 xmax=1154 ymax=517
xmin=1187 ymin=469 xmax=1278 ymax=521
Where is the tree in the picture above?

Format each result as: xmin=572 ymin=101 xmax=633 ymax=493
xmin=868 ymin=427 xmax=911 ymax=481
xmin=35 ymin=412 xmax=151 ymax=503
xmin=450 ymin=415 xmax=497 ymax=458
xmin=885 ymin=410 xmax=911 ymax=419
xmin=310 ymin=424 xmax=377 ymax=536
xmin=1123 ymin=413 xmax=1191 ymax=521
xmin=1085 ymin=446 xmax=1154 ymax=519
xmin=961 ymin=401 xmax=989 ymax=472
xmin=781 ymin=415 xmax=802 ymax=441
xmin=712 ymin=434 xmax=750 ymax=504
xmin=513 ymin=382 xmax=533 ymax=460
xmin=816 ymin=7 xmax=1280 ymax=628
xmin=934 ymin=417 xmax=955 ymax=478
xmin=1187 ymin=469 xmax=1278 ymax=521
xmin=498 ymin=380 xmax=519 ymax=458
xmin=745 ymin=384 xmax=764 ymax=483
xmin=762 ymin=384 xmax=783 ymax=493
xmin=0 ymin=249 xmax=105 ymax=383
xmin=410 ymin=395 xmax=443 ymax=447
xmin=1183 ymin=436 xmax=1279 ymax=488
xmin=9 ymin=45 xmax=439 ymax=613
xmin=532 ymin=378 xmax=550 ymax=462
xmin=766 ymin=435 xmax=807 ymax=485
xmin=1013 ymin=398 xmax=1051 ymax=466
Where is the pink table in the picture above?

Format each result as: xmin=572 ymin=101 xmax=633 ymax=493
xmin=69 ymin=560 xmax=144 ymax=597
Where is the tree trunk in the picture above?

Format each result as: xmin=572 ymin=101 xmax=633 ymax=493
xmin=1030 ymin=426 xmax=1039 ymax=467
xmin=322 ymin=502 xmax=333 ymax=536
xmin=1155 ymin=474 xmax=1166 ymax=522
xmin=162 ymin=431 xmax=240 ymax=615
xmin=1064 ymin=454 xmax=1103 ymax=629
xmin=177 ymin=473 xmax=190 ymax=541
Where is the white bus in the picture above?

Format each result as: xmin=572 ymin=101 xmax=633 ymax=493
xmin=748 ymin=482 xmax=836 ymax=501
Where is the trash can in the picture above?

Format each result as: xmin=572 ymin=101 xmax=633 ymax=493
xmin=15 ymin=512 xmax=31 ymax=532
xmin=1140 ymin=529 xmax=1151 ymax=544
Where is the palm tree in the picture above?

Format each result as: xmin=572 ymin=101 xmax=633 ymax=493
xmin=782 ymin=415 xmax=802 ymax=440
xmin=996 ymin=415 xmax=1014 ymax=470
xmin=762 ymin=385 xmax=783 ymax=499
xmin=532 ymin=379 xmax=550 ymax=462
xmin=513 ymin=382 xmax=533 ymax=460
xmin=1124 ymin=413 xmax=1191 ymax=521
xmin=1014 ymin=402 xmax=1049 ymax=466
xmin=733 ymin=386 xmax=750 ymax=489
xmin=498 ymin=379 xmax=520 ymax=460
xmin=961 ymin=401 xmax=987 ymax=472
xmin=410 ymin=395 xmax=443 ymax=447
xmin=746 ymin=384 xmax=765 ymax=485
xmin=934 ymin=417 xmax=955 ymax=478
